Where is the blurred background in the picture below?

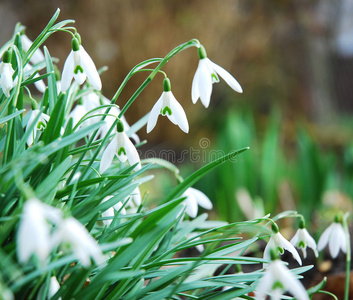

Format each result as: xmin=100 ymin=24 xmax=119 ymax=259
xmin=1 ymin=0 xmax=353 ymax=227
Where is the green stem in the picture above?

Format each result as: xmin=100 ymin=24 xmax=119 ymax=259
xmin=343 ymin=213 xmax=351 ymax=300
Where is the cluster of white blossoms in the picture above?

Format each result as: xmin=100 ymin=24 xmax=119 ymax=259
xmin=256 ymin=216 xmax=347 ymax=300
xmin=17 ymin=198 xmax=104 ymax=267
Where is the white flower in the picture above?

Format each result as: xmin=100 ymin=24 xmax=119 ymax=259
xmin=182 ymin=187 xmax=213 ymax=218
xmin=318 ymin=222 xmax=347 ymax=258
xmin=147 ymin=78 xmax=189 ymax=133
xmin=255 ymin=259 xmax=309 ymax=300
xmin=25 ymin=109 xmax=50 ymax=146
xmin=53 ymin=217 xmax=104 ymax=267
xmin=21 ymin=34 xmax=45 ymax=65
xmin=264 ymin=231 xmax=302 ymax=266
xmin=0 ymin=59 xmax=15 ymax=97
xmin=192 ymin=45 xmax=242 ymax=108
xmin=100 ymin=122 xmax=141 ymax=173
xmin=61 ymin=38 xmax=102 ymax=92
xmin=290 ymin=228 xmax=318 ymax=258
xmin=17 ymin=198 xmax=62 ymax=264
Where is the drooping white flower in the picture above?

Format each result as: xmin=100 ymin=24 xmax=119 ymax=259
xmin=255 ymin=259 xmax=309 ymax=300
xmin=52 ymin=217 xmax=104 ymax=267
xmin=61 ymin=38 xmax=102 ymax=92
xmin=17 ymin=198 xmax=62 ymax=264
xmin=25 ymin=108 xmax=50 ymax=146
xmin=147 ymin=78 xmax=189 ymax=133
xmin=100 ymin=120 xmax=141 ymax=173
xmin=264 ymin=224 xmax=302 ymax=266
xmin=21 ymin=34 xmax=45 ymax=65
xmin=290 ymin=227 xmax=318 ymax=258
xmin=318 ymin=218 xmax=347 ymax=258
xmin=192 ymin=45 xmax=242 ymax=108
xmin=0 ymin=50 xmax=15 ymax=97
xmin=182 ymin=187 xmax=213 ymax=218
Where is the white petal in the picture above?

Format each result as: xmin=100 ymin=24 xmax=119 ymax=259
xmin=0 ymin=63 xmax=15 ymax=97
xmin=147 ymin=95 xmax=163 ymax=133
xmin=21 ymin=35 xmax=45 ymax=65
xmin=278 ymin=233 xmax=302 ymax=265
xmin=100 ymin=135 xmax=118 ymax=173
xmin=113 ymin=202 xmax=126 ymax=215
xmin=49 ymin=276 xmax=61 ymax=299
xmin=131 ymin=187 xmax=142 ymax=206
xmin=329 ymin=223 xmax=346 ymax=258
xmin=290 ymin=230 xmax=300 ymax=246
xmin=318 ymin=223 xmax=334 ymax=251
xmin=79 ymin=46 xmax=102 ymax=90
xmin=303 ymin=229 xmax=318 ymax=257
xmin=255 ymin=269 xmax=273 ymax=299
xmin=123 ymin=133 xmax=141 ymax=170
xmin=168 ymin=92 xmax=189 ymax=133
xmin=34 ymin=77 xmax=46 ymax=93
xmin=183 ymin=189 xmax=198 ymax=218
xmin=197 ymin=59 xmax=213 ymax=108
xmin=61 ymin=51 xmax=75 ymax=92
xmin=211 ymin=61 xmax=243 ymax=93
xmin=189 ymin=187 xmax=212 ymax=210
xmin=191 ymin=62 xmax=201 ymax=103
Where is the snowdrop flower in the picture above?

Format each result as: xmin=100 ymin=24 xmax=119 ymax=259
xmin=0 ymin=50 xmax=15 ymax=97
xmin=147 ymin=78 xmax=189 ymax=133
xmin=17 ymin=198 xmax=62 ymax=264
xmin=61 ymin=37 xmax=102 ymax=92
xmin=182 ymin=187 xmax=213 ymax=218
xmin=318 ymin=214 xmax=347 ymax=258
xmin=255 ymin=254 xmax=309 ymax=300
xmin=192 ymin=45 xmax=242 ymax=108
xmin=100 ymin=196 xmax=126 ymax=226
xmin=20 ymin=34 xmax=45 ymax=65
xmin=290 ymin=219 xmax=318 ymax=258
xmin=53 ymin=217 xmax=104 ymax=267
xmin=100 ymin=120 xmax=141 ymax=173
xmin=25 ymin=102 xmax=50 ymax=146
xmin=264 ymin=223 xmax=302 ymax=267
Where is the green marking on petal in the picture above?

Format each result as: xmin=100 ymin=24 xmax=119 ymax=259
xmin=277 ymin=246 xmax=284 ymax=255
xmin=272 ymin=281 xmax=284 ymax=290
xmin=74 ymin=65 xmax=84 ymax=74
xmin=118 ymin=147 xmax=126 ymax=156
xmin=161 ymin=106 xmax=172 ymax=116
xmin=211 ymin=73 xmax=219 ymax=82
xmin=37 ymin=121 xmax=46 ymax=130
xmin=298 ymin=241 xmax=306 ymax=248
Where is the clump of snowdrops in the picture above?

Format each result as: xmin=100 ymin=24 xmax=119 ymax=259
xmin=0 ymin=9 xmax=349 ymax=300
